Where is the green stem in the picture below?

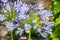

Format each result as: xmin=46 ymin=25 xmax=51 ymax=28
xmin=51 ymin=0 xmax=54 ymax=13
xmin=28 ymin=30 xmax=31 ymax=40
xmin=11 ymin=31 xmax=13 ymax=40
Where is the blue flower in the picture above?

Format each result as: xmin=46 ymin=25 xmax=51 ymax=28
xmin=42 ymin=27 xmax=52 ymax=34
xmin=0 ymin=3 xmax=2 ymax=7
xmin=9 ymin=0 xmax=15 ymax=6
xmin=43 ymin=11 xmax=53 ymax=18
xmin=38 ymin=10 xmax=53 ymax=19
xmin=36 ymin=28 xmax=41 ymax=33
xmin=1 ymin=0 xmax=8 ymax=3
xmin=14 ymin=0 xmax=29 ymax=20
xmin=5 ymin=21 xmax=16 ymax=31
xmin=37 ymin=3 xmax=44 ymax=10
xmin=24 ymin=24 xmax=32 ymax=30
xmin=9 ymin=2 xmax=14 ymax=6
xmin=40 ymin=32 xmax=47 ymax=38
xmin=36 ymin=28 xmax=47 ymax=38
xmin=5 ymin=3 xmax=11 ymax=10
xmin=43 ymin=22 xmax=54 ymax=26
xmin=14 ymin=1 xmax=29 ymax=14
xmin=36 ymin=9 xmax=54 ymax=37
xmin=16 ymin=28 xmax=24 ymax=35
xmin=0 ymin=14 xmax=5 ymax=21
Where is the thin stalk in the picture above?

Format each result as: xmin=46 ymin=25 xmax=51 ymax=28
xmin=11 ymin=31 xmax=13 ymax=40
xmin=28 ymin=30 xmax=31 ymax=40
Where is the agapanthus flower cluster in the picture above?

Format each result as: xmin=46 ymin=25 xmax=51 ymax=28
xmin=14 ymin=0 xmax=29 ymax=20
xmin=5 ymin=21 xmax=17 ymax=31
xmin=0 ymin=0 xmax=54 ymax=39
xmin=35 ymin=10 xmax=54 ymax=37
xmin=1 ymin=0 xmax=8 ymax=7
xmin=28 ymin=3 xmax=54 ymax=38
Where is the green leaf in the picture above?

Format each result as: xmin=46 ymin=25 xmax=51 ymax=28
xmin=27 ymin=12 xmax=35 ymax=25
xmin=54 ymin=1 xmax=60 ymax=14
xmin=55 ymin=16 xmax=60 ymax=26
xmin=5 ymin=8 xmax=16 ymax=20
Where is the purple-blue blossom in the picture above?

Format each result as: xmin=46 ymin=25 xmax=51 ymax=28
xmin=43 ymin=22 xmax=54 ymax=26
xmin=43 ymin=11 xmax=53 ymax=18
xmin=40 ymin=32 xmax=47 ymax=38
xmin=34 ymin=9 xmax=54 ymax=37
xmin=14 ymin=0 xmax=29 ymax=20
xmin=5 ymin=21 xmax=16 ymax=31
xmin=36 ymin=28 xmax=41 ymax=33
xmin=24 ymin=24 xmax=32 ymax=30
xmin=16 ymin=28 xmax=24 ymax=35
xmin=37 ymin=3 xmax=44 ymax=10
xmin=1 ymin=0 xmax=8 ymax=3
xmin=5 ymin=3 xmax=11 ymax=10
xmin=36 ymin=28 xmax=47 ymax=37
xmin=0 ymin=14 xmax=5 ymax=21
xmin=14 ymin=1 xmax=29 ymax=14
xmin=38 ymin=10 xmax=53 ymax=19
xmin=42 ymin=27 xmax=52 ymax=34
xmin=0 ymin=3 xmax=2 ymax=7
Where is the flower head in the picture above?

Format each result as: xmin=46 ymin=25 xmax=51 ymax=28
xmin=37 ymin=3 xmax=44 ymax=10
xmin=0 ymin=14 xmax=5 ymax=21
xmin=35 ymin=9 xmax=54 ymax=37
xmin=24 ymin=24 xmax=32 ymax=30
xmin=14 ymin=0 xmax=29 ymax=20
xmin=5 ymin=21 xmax=16 ymax=31
xmin=16 ymin=28 xmax=24 ymax=35
xmin=1 ymin=0 xmax=8 ymax=3
xmin=5 ymin=3 xmax=11 ymax=10
xmin=15 ymin=1 xmax=29 ymax=14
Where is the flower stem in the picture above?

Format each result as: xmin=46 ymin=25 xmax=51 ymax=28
xmin=28 ymin=30 xmax=31 ymax=40
xmin=11 ymin=31 xmax=13 ymax=40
